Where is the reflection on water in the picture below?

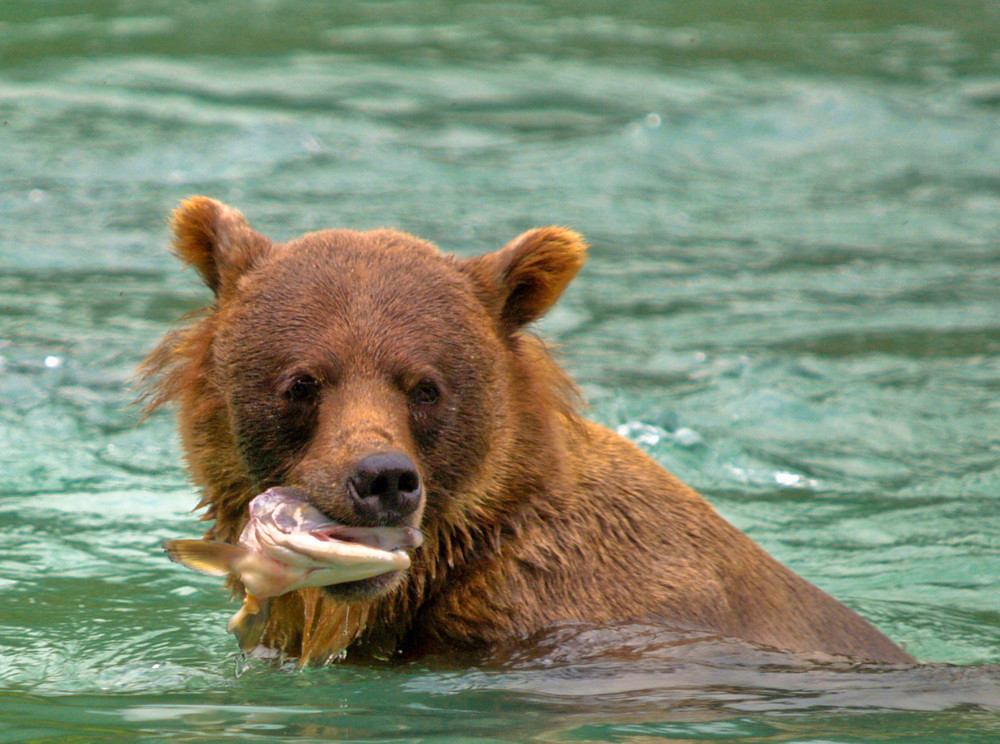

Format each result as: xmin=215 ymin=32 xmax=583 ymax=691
xmin=2 ymin=0 xmax=1000 ymax=741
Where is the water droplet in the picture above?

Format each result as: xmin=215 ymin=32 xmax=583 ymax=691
xmin=44 ymin=355 xmax=63 ymax=369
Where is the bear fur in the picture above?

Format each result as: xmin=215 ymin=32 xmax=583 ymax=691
xmin=143 ymin=197 xmax=913 ymax=664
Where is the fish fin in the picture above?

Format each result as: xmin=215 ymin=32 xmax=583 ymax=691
xmin=163 ymin=539 xmax=246 ymax=577
xmin=227 ymin=596 xmax=271 ymax=650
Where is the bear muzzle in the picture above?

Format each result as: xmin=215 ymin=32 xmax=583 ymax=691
xmin=345 ymin=450 xmax=424 ymax=527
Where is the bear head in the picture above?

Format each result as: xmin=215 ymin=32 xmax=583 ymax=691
xmin=143 ymin=197 xmax=587 ymax=603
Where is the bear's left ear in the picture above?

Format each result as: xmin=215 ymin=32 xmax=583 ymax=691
xmin=463 ymin=227 xmax=588 ymax=333
xmin=170 ymin=196 xmax=273 ymax=295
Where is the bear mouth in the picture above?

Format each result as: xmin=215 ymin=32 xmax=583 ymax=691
xmin=245 ymin=486 xmax=423 ymax=593
xmin=320 ymin=570 xmax=403 ymax=602
xmin=307 ymin=523 xmax=422 ymax=555
xmin=300 ymin=523 xmax=416 ymax=600
xmin=306 ymin=525 xmax=417 ymax=600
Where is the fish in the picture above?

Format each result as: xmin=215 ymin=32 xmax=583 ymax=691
xmin=163 ymin=486 xmax=423 ymax=650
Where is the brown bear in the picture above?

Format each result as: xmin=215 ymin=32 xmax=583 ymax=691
xmin=143 ymin=196 xmax=913 ymax=665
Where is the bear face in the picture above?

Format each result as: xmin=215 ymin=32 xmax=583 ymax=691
xmin=214 ymin=230 xmax=509 ymax=600
xmin=145 ymin=197 xmax=586 ymax=604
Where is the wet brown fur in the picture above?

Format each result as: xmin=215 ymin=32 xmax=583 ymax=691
xmin=142 ymin=197 xmax=913 ymax=665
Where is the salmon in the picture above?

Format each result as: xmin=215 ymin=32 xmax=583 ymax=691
xmin=164 ymin=487 xmax=422 ymax=649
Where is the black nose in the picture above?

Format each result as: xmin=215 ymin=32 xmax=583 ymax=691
xmin=347 ymin=451 xmax=422 ymax=523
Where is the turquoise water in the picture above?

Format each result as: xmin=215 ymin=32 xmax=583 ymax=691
xmin=2 ymin=1 xmax=1000 ymax=741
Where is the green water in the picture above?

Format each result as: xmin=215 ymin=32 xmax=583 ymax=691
xmin=2 ymin=1 xmax=1000 ymax=741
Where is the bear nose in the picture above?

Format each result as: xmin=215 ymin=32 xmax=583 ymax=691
xmin=347 ymin=451 xmax=422 ymax=524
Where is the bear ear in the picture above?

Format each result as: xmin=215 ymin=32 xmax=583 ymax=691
xmin=170 ymin=196 xmax=272 ymax=295
xmin=464 ymin=227 xmax=588 ymax=333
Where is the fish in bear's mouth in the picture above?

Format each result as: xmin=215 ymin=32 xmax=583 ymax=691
xmin=163 ymin=486 xmax=423 ymax=648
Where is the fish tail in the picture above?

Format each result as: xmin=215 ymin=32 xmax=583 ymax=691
xmin=227 ymin=596 xmax=271 ymax=650
xmin=163 ymin=539 xmax=246 ymax=577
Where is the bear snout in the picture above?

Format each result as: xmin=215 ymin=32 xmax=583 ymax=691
xmin=346 ymin=451 xmax=423 ymax=526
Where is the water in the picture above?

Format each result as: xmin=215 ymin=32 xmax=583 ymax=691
xmin=2 ymin=1 xmax=999 ymax=741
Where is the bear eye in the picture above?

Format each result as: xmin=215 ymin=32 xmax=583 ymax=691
xmin=284 ymin=374 xmax=321 ymax=405
xmin=408 ymin=378 xmax=441 ymax=407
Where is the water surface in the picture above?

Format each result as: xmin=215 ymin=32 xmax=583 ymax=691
xmin=2 ymin=1 xmax=999 ymax=741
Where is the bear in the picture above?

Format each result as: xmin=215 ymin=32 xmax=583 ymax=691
xmin=142 ymin=196 xmax=913 ymax=665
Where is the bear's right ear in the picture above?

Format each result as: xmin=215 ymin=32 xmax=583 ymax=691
xmin=170 ymin=196 xmax=272 ymax=295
